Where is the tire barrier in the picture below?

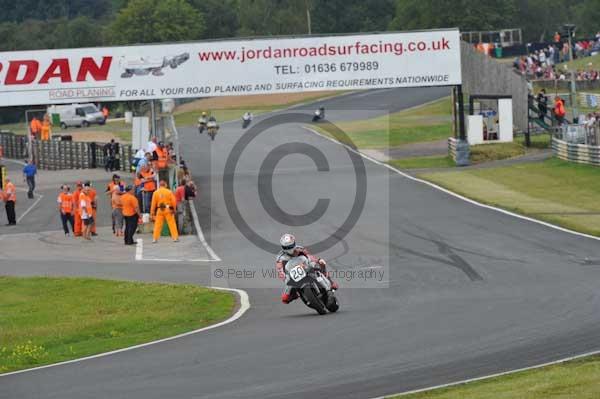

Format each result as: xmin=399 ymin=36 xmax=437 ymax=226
xmin=0 ymin=131 xmax=133 ymax=171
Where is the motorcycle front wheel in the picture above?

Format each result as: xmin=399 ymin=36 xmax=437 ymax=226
xmin=326 ymin=294 xmax=339 ymax=313
xmin=302 ymin=285 xmax=327 ymax=315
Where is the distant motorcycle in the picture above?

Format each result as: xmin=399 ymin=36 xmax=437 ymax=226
xmin=242 ymin=112 xmax=253 ymax=129
xmin=312 ymin=107 xmax=325 ymax=122
xmin=207 ymin=119 xmax=219 ymax=141
xmin=284 ymin=255 xmax=339 ymax=315
xmin=198 ymin=116 xmax=207 ymax=134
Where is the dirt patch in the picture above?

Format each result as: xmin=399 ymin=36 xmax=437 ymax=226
xmin=174 ymin=91 xmax=338 ymax=114
xmin=63 ymin=131 xmax=121 ymax=143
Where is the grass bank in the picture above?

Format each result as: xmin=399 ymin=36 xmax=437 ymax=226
xmin=420 ymin=157 xmax=600 ymax=236
xmin=0 ymin=276 xmax=235 ymax=373
xmin=394 ymin=355 xmax=600 ymax=399
xmin=389 ymin=135 xmax=551 ymax=170
xmin=316 ymin=97 xmax=452 ymax=149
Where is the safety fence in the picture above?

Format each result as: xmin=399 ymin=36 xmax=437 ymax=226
xmin=553 ymin=138 xmax=600 ymax=166
xmin=0 ymin=131 xmax=134 ymax=171
xmin=448 ymin=137 xmax=458 ymax=161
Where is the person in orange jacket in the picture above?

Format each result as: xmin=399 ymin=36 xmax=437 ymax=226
xmin=72 ymin=181 xmax=83 ymax=236
xmin=554 ymin=96 xmax=566 ymax=125
xmin=84 ymin=181 xmax=98 ymax=236
xmin=41 ymin=114 xmax=52 ymax=141
xmin=57 ymin=185 xmax=74 ymax=236
xmin=30 ymin=117 xmax=42 ymax=139
xmin=150 ymin=180 xmax=178 ymax=243
xmin=2 ymin=177 xmax=17 ymax=225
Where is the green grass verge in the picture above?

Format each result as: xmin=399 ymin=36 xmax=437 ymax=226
xmin=389 ymin=155 xmax=454 ymax=169
xmin=316 ymin=97 xmax=452 ymax=149
xmin=393 ymin=355 xmax=600 ymax=399
xmin=0 ymin=276 xmax=235 ymax=373
xmin=388 ymin=135 xmax=551 ymax=170
xmin=420 ymin=158 xmax=600 ymax=236
xmin=557 ymin=53 xmax=600 ymax=72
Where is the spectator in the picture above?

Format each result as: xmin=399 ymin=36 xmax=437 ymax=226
xmin=185 ymin=180 xmax=197 ymax=200
xmin=140 ymin=165 xmax=156 ymax=214
xmin=536 ymin=89 xmax=548 ymax=120
xmin=554 ymin=96 xmax=566 ymax=125
xmin=22 ymin=159 xmax=37 ymax=199
xmin=79 ymin=185 xmax=93 ymax=240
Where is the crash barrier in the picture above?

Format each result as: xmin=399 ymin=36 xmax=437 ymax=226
xmin=0 ymin=131 xmax=134 ymax=170
xmin=553 ymin=137 xmax=600 ymax=166
xmin=448 ymin=137 xmax=458 ymax=161
xmin=0 ymin=164 xmax=5 ymax=190
xmin=0 ymin=131 xmax=27 ymax=159
xmin=552 ymin=133 xmax=600 ymax=167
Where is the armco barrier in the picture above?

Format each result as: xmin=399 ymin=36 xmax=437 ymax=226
xmin=0 ymin=131 xmax=133 ymax=171
xmin=552 ymin=137 xmax=600 ymax=166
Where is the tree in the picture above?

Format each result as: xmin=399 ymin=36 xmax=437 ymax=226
xmin=310 ymin=0 xmax=395 ymax=34
xmin=190 ymin=0 xmax=239 ymax=39
xmin=109 ymin=0 xmax=205 ymax=45
xmin=573 ymin=0 xmax=600 ymax=38
xmin=389 ymin=0 xmax=518 ymax=33
xmin=237 ymin=0 xmax=308 ymax=36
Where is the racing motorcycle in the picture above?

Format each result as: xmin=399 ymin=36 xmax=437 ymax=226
xmin=312 ymin=107 xmax=325 ymax=122
xmin=285 ymin=255 xmax=339 ymax=315
xmin=198 ymin=116 xmax=207 ymax=134
xmin=207 ymin=119 xmax=219 ymax=141
xmin=242 ymin=112 xmax=253 ymax=129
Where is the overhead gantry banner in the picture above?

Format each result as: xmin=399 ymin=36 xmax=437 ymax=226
xmin=0 ymin=29 xmax=461 ymax=106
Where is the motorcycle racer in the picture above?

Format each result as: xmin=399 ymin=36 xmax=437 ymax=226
xmin=276 ymin=233 xmax=338 ymax=304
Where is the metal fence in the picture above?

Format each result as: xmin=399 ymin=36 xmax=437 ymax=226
xmin=553 ymin=122 xmax=600 ymax=146
xmin=0 ymin=131 xmax=134 ymax=171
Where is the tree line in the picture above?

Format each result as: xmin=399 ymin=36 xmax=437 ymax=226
xmin=0 ymin=0 xmax=598 ymax=52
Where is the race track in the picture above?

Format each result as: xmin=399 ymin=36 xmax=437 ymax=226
xmin=2 ymin=87 xmax=600 ymax=399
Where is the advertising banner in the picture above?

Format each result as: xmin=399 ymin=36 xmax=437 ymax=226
xmin=0 ymin=29 xmax=461 ymax=106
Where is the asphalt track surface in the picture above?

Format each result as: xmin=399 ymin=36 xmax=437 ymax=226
xmin=2 ymin=87 xmax=600 ymax=399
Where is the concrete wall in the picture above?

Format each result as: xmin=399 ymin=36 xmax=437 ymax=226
xmin=461 ymin=42 xmax=528 ymax=132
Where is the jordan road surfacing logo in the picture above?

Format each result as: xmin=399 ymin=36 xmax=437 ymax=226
xmin=223 ymin=113 xmax=367 ymax=254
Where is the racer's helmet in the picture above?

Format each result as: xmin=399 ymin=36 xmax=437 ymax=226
xmin=202 ymin=111 xmax=207 ymax=116
xmin=280 ymin=234 xmax=296 ymax=255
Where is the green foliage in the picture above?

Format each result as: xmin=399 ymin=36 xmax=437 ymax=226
xmin=190 ymin=0 xmax=239 ymax=39
xmin=0 ymin=276 xmax=234 ymax=373
xmin=390 ymin=0 xmax=518 ymax=33
xmin=109 ymin=0 xmax=205 ymax=44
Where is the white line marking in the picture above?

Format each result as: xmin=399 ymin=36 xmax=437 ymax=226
xmin=135 ymin=238 xmax=143 ymax=261
xmin=188 ymin=200 xmax=222 ymax=261
xmin=0 ymin=286 xmax=250 ymax=378
xmin=16 ymin=194 xmax=43 ymax=224
xmin=304 ymin=126 xmax=600 ymax=243
xmin=369 ymin=348 xmax=600 ymax=399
